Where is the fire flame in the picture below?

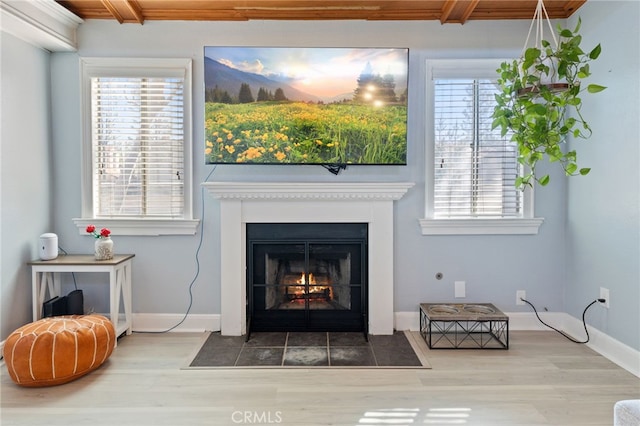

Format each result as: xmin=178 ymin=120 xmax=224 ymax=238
xmin=291 ymin=273 xmax=332 ymax=299
xmin=296 ymin=273 xmax=316 ymax=284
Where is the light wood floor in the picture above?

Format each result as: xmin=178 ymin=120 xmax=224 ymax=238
xmin=2 ymin=331 xmax=638 ymax=426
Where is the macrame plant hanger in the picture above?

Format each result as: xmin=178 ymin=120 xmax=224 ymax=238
xmin=523 ymin=0 xmax=558 ymax=54
xmin=519 ymin=0 xmax=565 ymax=91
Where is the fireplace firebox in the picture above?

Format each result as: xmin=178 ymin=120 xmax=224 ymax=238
xmin=247 ymin=223 xmax=367 ymax=336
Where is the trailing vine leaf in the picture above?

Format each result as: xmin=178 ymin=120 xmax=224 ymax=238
xmin=587 ymin=84 xmax=606 ymax=93
xmin=491 ymin=17 xmax=605 ymax=190
xmin=539 ymin=175 xmax=550 ymax=186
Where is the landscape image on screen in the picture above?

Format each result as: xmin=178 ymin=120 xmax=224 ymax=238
xmin=204 ymin=47 xmax=408 ymax=165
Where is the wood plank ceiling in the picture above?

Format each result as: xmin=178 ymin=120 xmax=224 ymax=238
xmin=55 ymin=1 xmax=586 ymax=25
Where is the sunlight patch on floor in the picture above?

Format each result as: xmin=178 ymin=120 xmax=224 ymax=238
xmin=424 ymin=407 xmax=471 ymax=424
xmin=358 ymin=408 xmax=419 ymax=424
xmin=356 ymin=407 xmax=472 ymax=425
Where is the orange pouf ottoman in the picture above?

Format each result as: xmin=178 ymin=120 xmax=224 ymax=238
xmin=3 ymin=314 xmax=115 ymax=387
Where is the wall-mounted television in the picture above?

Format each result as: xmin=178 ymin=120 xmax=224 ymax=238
xmin=204 ymin=47 xmax=408 ymax=168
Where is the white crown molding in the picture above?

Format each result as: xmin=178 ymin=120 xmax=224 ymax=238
xmin=202 ymin=181 xmax=415 ymax=201
xmin=0 ymin=0 xmax=82 ymax=51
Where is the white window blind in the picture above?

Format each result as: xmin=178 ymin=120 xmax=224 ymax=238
xmin=91 ymin=76 xmax=185 ymax=218
xmin=433 ymin=78 xmax=521 ymax=218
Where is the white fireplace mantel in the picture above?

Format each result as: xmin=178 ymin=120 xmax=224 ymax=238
xmin=204 ymin=182 xmax=414 ymax=201
xmin=203 ymin=181 xmax=414 ymax=336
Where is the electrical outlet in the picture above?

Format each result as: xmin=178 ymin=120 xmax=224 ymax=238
xmin=599 ymin=287 xmax=610 ymax=308
xmin=516 ymin=290 xmax=526 ymax=305
xmin=454 ymin=281 xmax=466 ymax=298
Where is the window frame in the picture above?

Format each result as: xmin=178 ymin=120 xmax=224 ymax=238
xmin=421 ymin=59 xmax=543 ymax=235
xmin=74 ymin=57 xmax=198 ymax=236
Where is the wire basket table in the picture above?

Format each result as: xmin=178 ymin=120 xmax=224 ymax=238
xmin=420 ymin=303 xmax=509 ymax=349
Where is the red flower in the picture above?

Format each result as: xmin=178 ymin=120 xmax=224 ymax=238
xmin=86 ymin=224 xmax=110 ymax=239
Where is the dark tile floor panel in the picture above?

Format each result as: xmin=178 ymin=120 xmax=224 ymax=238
xmin=189 ymin=331 xmax=424 ymax=367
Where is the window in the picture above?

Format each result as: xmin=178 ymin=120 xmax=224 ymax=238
xmin=421 ymin=60 xmax=543 ymax=235
xmin=74 ymin=58 xmax=198 ymax=236
xmin=434 ymin=78 xmax=521 ymax=217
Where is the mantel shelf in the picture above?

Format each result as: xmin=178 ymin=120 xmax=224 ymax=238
xmin=202 ymin=182 xmax=415 ymax=201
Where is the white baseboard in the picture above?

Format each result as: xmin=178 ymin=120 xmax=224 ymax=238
xmin=132 ymin=313 xmax=220 ymax=333
xmin=394 ymin=310 xmax=559 ymax=331
xmin=562 ymin=314 xmax=640 ymax=378
xmin=394 ymin=310 xmax=640 ymax=378
xmin=5 ymin=311 xmax=639 ymax=377
xmin=394 ymin=311 xmax=420 ymax=331
xmin=0 ymin=314 xmax=219 ymax=358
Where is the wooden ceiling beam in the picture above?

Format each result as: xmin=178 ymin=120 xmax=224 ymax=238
xmin=141 ymin=8 xmax=444 ymax=22
xmin=440 ymin=0 xmax=458 ymax=24
xmin=366 ymin=11 xmax=442 ymax=21
xmin=124 ymin=0 xmax=144 ymax=24
xmin=100 ymin=0 xmax=125 ymax=24
xmin=459 ymin=0 xmax=481 ymax=25
xmin=233 ymin=4 xmax=380 ymax=20
xmin=141 ymin=10 xmax=247 ymax=21
xmin=563 ymin=0 xmax=587 ymax=15
xmin=55 ymin=1 xmax=589 ymax=24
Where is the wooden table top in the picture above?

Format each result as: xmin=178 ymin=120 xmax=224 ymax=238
xmin=29 ymin=254 xmax=135 ymax=266
xmin=420 ymin=303 xmax=507 ymax=321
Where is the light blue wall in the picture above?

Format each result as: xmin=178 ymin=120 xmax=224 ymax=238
xmin=566 ymin=1 xmax=640 ymax=351
xmin=4 ymin=4 xmax=631 ymax=351
xmin=1 ymin=33 xmax=53 ymax=339
xmin=49 ymin=18 xmax=569 ymax=323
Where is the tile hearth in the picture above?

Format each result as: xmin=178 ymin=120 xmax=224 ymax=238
xmin=189 ymin=331 xmax=426 ymax=368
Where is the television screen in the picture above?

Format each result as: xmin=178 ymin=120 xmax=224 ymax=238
xmin=204 ymin=47 xmax=408 ymax=166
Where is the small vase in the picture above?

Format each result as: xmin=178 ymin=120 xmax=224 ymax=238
xmin=94 ymin=237 xmax=114 ymax=260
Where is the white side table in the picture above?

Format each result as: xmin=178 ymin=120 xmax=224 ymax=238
xmin=28 ymin=254 xmax=135 ymax=342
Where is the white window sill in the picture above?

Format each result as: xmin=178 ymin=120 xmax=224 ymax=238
xmin=73 ymin=218 xmax=200 ymax=236
xmin=419 ymin=217 xmax=544 ymax=235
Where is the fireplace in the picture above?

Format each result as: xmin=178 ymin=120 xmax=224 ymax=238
xmin=247 ymin=223 xmax=367 ymax=334
xmin=203 ymin=182 xmax=414 ymax=336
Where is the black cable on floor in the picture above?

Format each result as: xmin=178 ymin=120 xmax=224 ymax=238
xmin=521 ymin=298 xmax=601 ymax=344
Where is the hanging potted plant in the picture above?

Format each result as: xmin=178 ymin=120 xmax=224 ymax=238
xmin=492 ymin=0 xmax=606 ymax=189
